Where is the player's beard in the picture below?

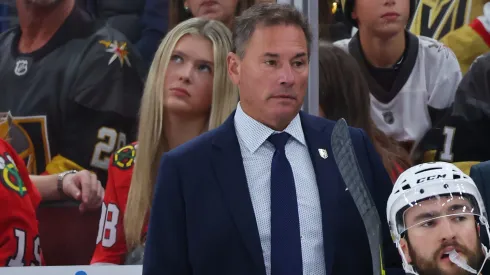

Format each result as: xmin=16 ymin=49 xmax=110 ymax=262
xmin=24 ymin=0 xmax=63 ymax=7
xmin=408 ymin=239 xmax=484 ymax=275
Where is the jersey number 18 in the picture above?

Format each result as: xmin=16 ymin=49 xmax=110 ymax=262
xmin=96 ymin=202 xmax=120 ymax=248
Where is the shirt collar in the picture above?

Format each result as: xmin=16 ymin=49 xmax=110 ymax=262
xmin=234 ymin=102 xmax=306 ymax=153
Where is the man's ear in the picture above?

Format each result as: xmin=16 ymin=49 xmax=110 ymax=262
xmin=399 ymin=238 xmax=412 ymax=263
xmin=227 ymin=52 xmax=241 ymax=86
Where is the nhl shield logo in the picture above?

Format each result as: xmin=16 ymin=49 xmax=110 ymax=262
xmin=14 ymin=59 xmax=29 ymax=76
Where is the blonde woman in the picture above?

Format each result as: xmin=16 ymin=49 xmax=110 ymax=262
xmin=90 ymin=17 xmax=238 ymax=265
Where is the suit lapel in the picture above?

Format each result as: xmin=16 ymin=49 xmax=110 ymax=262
xmin=211 ymin=112 xmax=266 ymax=274
xmin=301 ymin=113 xmax=341 ymax=275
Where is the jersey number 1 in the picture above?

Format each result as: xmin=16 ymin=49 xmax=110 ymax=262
xmin=96 ymin=202 xmax=120 ymax=248
xmin=440 ymin=126 xmax=456 ymax=162
xmin=7 ymin=229 xmax=41 ymax=266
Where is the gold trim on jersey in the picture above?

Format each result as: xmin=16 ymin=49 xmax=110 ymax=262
xmin=45 ymin=155 xmax=85 ymax=174
xmin=9 ymin=116 xmax=51 ymax=175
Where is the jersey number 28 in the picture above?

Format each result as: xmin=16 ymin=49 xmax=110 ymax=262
xmin=96 ymin=202 xmax=120 ymax=248
xmin=91 ymin=127 xmax=127 ymax=170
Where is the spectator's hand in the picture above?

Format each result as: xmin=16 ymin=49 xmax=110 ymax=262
xmin=62 ymin=170 xmax=104 ymax=213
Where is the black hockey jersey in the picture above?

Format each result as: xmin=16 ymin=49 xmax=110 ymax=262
xmin=0 ymin=7 xmax=145 ymax=185
xmin=419 ymin=53 xmax=490 ymax=172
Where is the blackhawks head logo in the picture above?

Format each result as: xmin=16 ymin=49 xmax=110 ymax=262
xmin=0 ymin=153 xmax=27 ymax=197
xmin=113 ymin=144 xmax=137 ymax=170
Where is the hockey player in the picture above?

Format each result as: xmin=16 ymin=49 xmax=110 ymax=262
xmin=336 ymin=0 xmax=461 ymax=155
xmin=0 ymin=0 xmax=145 ymax=185
xmin=387 ymin=162 xmax=490 ymax=274
xmin=0 ymin=113 xmax=103 ymax=266
xmin=410 ymin=0 xmax=490 ymax=74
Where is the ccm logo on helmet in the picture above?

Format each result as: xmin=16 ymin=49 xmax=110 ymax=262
xmin=416 ymin=174 xmax=447 ymax=183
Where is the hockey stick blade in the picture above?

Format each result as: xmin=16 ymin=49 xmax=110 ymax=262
xmin=331 ymin=119 xmax=383 ymax=275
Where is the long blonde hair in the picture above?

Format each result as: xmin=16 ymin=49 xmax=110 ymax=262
xmin=124 ymin=18 xmax=238 ymax=250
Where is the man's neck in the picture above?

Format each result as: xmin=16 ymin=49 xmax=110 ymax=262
xmin=359 ymin=29 xmax=406 ymax=68
xmin=16 ymin=0 xmax=75 ymax=54
xmin=164 ymin=113 xmax=208 ymax=150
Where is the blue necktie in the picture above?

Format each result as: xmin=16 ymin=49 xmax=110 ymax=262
xmin=268 ymin=132 xmax=303 ymax=275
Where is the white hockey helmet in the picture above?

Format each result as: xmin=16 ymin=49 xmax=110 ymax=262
xmin=386 ymin=162 xmax=489 ymax=274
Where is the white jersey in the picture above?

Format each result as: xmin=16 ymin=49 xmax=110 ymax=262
xmin=334 ymin=33 xmax=462 ymax=146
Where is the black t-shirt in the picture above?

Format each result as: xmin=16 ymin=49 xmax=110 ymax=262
xmin=0 ymin=7 xmax=145 ymax=185
xmin=363 ymin=33 xmax=409 ymax=94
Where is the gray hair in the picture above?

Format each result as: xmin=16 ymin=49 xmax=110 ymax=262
xmin=233 ymin=3 xmax=312 ymax=58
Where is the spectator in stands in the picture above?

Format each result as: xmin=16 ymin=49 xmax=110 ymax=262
xmin=387 ymin=162 xmax=490 ymax=274
xmin=0 ymin=113 xmax=103 ymax=267
xmin=410 ymin=0 xmax=490 ymax=74
xmin=335 ymin=0 xmax=461 ymax=156
xmin=0 ymin=0 xmax=145 ymax=185
xmin=318 ymin=42 xmax=411 ymax=181
xmin=420 ymin=52 xmax=490 ymax=175
xmin=169 ymin=0 xmax=255 ymax=29
xmin=90 ymin=18 xmax=238 ymax=265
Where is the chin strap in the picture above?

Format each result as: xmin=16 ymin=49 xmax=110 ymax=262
xmin=477 ymin=216 xmax=490 ymax=274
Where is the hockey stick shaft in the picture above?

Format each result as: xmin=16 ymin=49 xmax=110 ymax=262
xmin=331 ymin=119 xmax=384 ymax=275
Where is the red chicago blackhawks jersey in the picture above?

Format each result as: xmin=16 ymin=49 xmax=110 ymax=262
xmin=91 ymin=143 xmax=148 ymax=264
xmin=0 ymin=139 xmax=43 ymax=266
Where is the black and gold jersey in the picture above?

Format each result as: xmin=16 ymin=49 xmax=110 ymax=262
xmin=0 ymin=7 xmax=145 ymax=185
xmin=418 ymin=53 xmax=490 ymax=173
xmin=409 ymin=0 xmax=487 ymax=40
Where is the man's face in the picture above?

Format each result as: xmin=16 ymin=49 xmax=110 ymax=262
xmin=227 ymin=24 xmax=309 ymax=130
xmin=352 ymin=0 xmax=410 ymax=37
xmin=401 ymin=197 xmax=484 ymax=275
xmin=184 ymin=0 xmax=239 ymax=26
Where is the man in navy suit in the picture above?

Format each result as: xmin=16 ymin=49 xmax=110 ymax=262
xmin=143 ymin=3 xmax=402 ymax=275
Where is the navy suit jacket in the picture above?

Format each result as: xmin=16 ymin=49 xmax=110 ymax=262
xmin=143 ymin=111 xmax=402 ymax=275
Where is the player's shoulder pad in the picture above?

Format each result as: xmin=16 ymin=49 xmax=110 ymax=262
xmin=112 ymin=142 xmax=138 ymax=170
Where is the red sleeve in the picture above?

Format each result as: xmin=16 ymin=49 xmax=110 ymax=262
xmin=390 ymin=162 xmax=405 ymax=183
xmin=91 ymin=144 xmax=136 ymax=265
xmin=0 ymin=139 xmax=43 ymax=266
